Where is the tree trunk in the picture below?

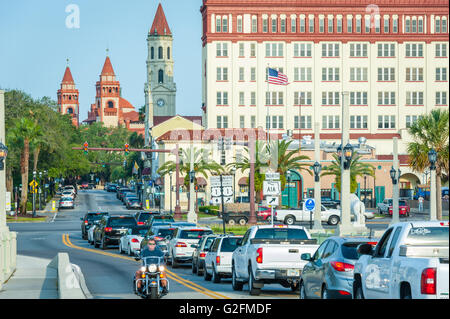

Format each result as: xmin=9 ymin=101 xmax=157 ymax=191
xmin=6 ymin=166 xmax=13 ymax=194
xmin=20 ymin=139 xmax=30 ymax=215
xmin=33 ymin=145 xmax=41 ymax=172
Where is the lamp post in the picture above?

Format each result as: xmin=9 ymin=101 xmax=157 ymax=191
xmin=231 ymin=167 xmax=236 ymax=203
xmin=390 ymin=166 xmax=401 ymax=224
xmin=428 ymin=149 xmax=437 ymax=221
xmin=312 ymin=161 xmax=324 ymax=231
xmin=32 ymin=171 xmax=37 ymax=218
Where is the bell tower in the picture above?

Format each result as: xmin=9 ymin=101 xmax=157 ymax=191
xmin=57 ymin=63 xmax=79 ymax=127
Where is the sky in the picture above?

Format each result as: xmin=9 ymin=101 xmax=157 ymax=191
xmin=0 ymin=0 xmax=203 ymax=118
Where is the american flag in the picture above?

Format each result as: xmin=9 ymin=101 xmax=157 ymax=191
xmin=268 ymin=68 xmax=289 ymax=85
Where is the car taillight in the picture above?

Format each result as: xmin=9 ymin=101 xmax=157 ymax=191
xmin=338 ymin=290 xmax=351 ymax=296
xmin=104 ymin=227 xmax=112 ymax=232
xmin=84 ymin=220 xmax=88 ymax=225
xmin=216 ymin=256 xmax=221 ymax=265
xmin=131 ymin=238 xmax=139 ymax=243
xmin=176 ymin=242 xmax=187 ymax=248
xmin=330 ymin=261 xmax=354 ymax=272
xmin=421 ymin=268 xmax=436 ymax=295
xmin=137 ymin=222 xmax=145 ymax=225
xmin=199 ymin=252 xmax=206 ymax=258
xmin=256 ymin=248 xmax=263 ymax=264
xmin=367 ymin=242 xmax=378 ymax=246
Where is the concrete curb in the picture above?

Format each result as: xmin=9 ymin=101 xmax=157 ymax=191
xmin=48 ymin=252 xmax=91 ymax=299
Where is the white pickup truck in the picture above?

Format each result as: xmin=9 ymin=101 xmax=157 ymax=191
xmin=231 ymin=224 xmax=319 ymax=295
xmin=353 ymin=221 xmax=449 ymax=299
xmin=276 ymin=205 xmax=343 ymax=226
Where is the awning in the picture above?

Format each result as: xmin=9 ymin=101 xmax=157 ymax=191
xmin=238 ymin=177 xmax=248 ymax=185
xmin=197 ymin=177 xmax=207 ymax=186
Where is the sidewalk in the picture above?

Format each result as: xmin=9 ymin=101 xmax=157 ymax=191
xmin=0 ymin=255 xmax=58 ymax=299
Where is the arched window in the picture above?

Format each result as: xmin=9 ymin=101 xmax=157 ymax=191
xmin=108 ymin=101 xmax=114 ymax=108
xmin=151 ymin=47 xmax=154 ymax=59
xmin=67 ymin=107 xmax=73 ymax=114
xmin=158 ymin=69 xmax=164 ymax=83
xmin=158 ymin=46 xmax=163 ymax=59
xmin=167 ymin=47 xmax=171 ymax=60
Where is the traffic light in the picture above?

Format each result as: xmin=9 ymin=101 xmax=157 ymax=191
xmin=83 ymin=141 xmax=88 ymax=154
xmin=124 ymin=143 xmax=130 ymax=156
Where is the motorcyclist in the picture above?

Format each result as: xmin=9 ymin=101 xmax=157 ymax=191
xmin=135 ymin=238 xmax=168 ymax=295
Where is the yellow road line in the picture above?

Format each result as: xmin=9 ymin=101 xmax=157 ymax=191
xmin=62 ymin=234 xmax=230 ymax=299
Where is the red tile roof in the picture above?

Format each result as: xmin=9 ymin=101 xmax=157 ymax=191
xmin=119 ymin=97 xmax=135 ymax=109
xmin=149 ymin=3 xmax=172 ymax=36
xmin=101 ymin=56 xmax=115 ymax=76
xmin=62 ymin=66 xmax=74 ymax=83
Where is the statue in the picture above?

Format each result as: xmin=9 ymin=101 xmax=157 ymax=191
xmin=350 ymin=193 xmax=366 ymax=227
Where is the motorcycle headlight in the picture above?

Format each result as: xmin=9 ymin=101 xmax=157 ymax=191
xmin=159 ymin=265 xmax=165 ymax=272
xmin=148 ymin=264 xmax=157 ymax=273
xmin=140 ymin=266 xmax=146 ymax=273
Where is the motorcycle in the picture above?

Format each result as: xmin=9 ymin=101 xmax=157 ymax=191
xmin=133 ymin=256 xmax=169 ymax=299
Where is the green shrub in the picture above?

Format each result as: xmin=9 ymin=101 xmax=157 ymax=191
xmin=198 ymin=205 xmax=219 ymax=215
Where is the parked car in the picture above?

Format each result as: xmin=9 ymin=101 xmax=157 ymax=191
xmin=80 ymin=211 xmax=109 ymax=240
xmin=126 ymin=198 xmax=142 ymax=210
xmin=191 ymin=234 xmax=218 ymax=276
xmin=299 ymin=237 xmax=378 ymax=299
xmin=377 ymin=198 xmax=393 ymax=214
xmin=119 ymin=226 xmax=150 ymax=256
xmin=117 ymin=187 xmax=131 ymax=200
xmin=122 ymin=192 xmax=137 ymax=204
xmin=167 ymin=226 xmax=213 ymax=268
xmin=354 ymin=221 xmax=449 ymax=299
xmin=64 ymin=185 xmax=77 ymax=196
xmin=231 ymin=225 xmax=319 ymax=295
xmin=93 ymin=215 xmax=137 ymax=250
xmin=204 ymin=235 xmax=242 ymax=283
xmin=58 ymin=197 xmax=74 ymax=210
xmin=388 ymin=200 xmax=411 ymax=217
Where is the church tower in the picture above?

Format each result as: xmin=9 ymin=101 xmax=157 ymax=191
xmin=57 ymin=65 xmax=79 ymax=127
xmin=145 ymin=3 xmax=176 ymax=127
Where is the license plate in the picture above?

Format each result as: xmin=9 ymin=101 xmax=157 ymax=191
xmin=287 ymin=269 xmax=299 ymax=277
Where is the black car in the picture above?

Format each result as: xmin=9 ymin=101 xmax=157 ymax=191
xmin=146 ymin=214 xmax=175 ymax=227
xmin=134 ymin=211 xmax=159 ymax=226
xmin=93 ymin=215 xmax=137 ymax=250
xmin=106 ymin=184 xmax=117 ymax=192
xmin=80 ymin=212 xmax=109 ymax=240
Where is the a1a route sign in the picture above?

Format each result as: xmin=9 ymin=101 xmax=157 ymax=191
xmin=263 ymin=181 xmax=281 ymax=196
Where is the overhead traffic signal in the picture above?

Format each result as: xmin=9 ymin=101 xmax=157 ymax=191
xmin=124 ymin=143 xmax=130 ymax=156
xmin=83 ymin=141 xmax=88 ymax=154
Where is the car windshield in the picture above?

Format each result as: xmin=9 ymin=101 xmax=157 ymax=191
xmin=399 ymin=200 xmax=407 ymax=206
xmin=341 ymin=242 xmax=372 ymax=260
xmin=108 ymin=217 xmax=137 ymax=228
xmin=254 ymin=228 xmax=309 ymax=240
xmin=155 ymin=228 xmax=176 ymax=238
xmin=152 ymin=222 xmax=172 ymax=227
xmin=130 ymin=199 xmax=140 ymax=203
xmin=132 ymin=227 xmax=150 ymax=236
xmin=179 ymin=229 xmax=213 ymax=239
xmin=404 ymin=227 xmax=449 ymax=246
xmin=87 ymin=213 xmax=108 ymax=221
xmin=220 ymin=237 xmax=240 ymax=252
xmin=153 ymin=216 xmax=174 ymax=223
xmin=61 ymin=197 xmax=72 ymax=201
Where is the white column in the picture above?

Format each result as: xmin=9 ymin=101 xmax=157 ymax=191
xmin=187 ymin=143 xmax=197 ymax=223
xmin=391 ymin=137 xmax=400 ymax=225
xmin=313 ymin=122 xmax=324 ymax=231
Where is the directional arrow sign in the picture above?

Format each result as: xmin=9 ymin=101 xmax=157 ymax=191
xmin=29 ymin=180 xmax=38 ymax=188
xmin=263 ymin=181 xmax=281 ymax=196
xmin=223 ymin=196 xmax=233 ymax=204
xmin=266 ymin=196 xmax=279 ymax=206
xmin=304 ymin=198 xmax=316 ymax=211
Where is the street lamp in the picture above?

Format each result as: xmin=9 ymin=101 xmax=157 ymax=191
xmin=390 ymin=166 xmax=398 ymax=184
xmin=428 ymin=149 xmax=438 ymax=220
xmin=428 ymin=149 xmax=437 ymax=170
xmin=312 ymin=161 xmax=322 ymax=182
xmin=0 ymin=141 xmax=8 ymax=171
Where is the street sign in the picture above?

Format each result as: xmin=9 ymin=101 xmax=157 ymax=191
xmin=29 ymin=180 xmax=38 ymax=188
xmin=266 ymin=196 xmax=279 ymax=206
xmin=263 ymin=181 xmax=281 ymax=196
xmin=304 ymin=198 xmax=316 ymax=211
xmin=222 ymin=186 xmax=233 ymax=197
xmin=211 ymin=187 xmax=222 ymax=197
xmin=223 ymin=196 xmax=233 ymax=204
xmin=210 ymin=176 xmax=221 ymax=188
xmin=221 ymin=176 xmax=233 ymax=187
xmin=211 ymin=197 xmax=222 ymax=205
xmin=265 ymin=172 xmax=280 ymax=181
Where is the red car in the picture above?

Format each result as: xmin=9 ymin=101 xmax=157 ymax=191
xmin=388 ymin=200 xmax=411 ymax=217
xmin=80 ymin=182 xmax=89 ymax=190
xmin=257 ymin=206 xmax=277 ymax=221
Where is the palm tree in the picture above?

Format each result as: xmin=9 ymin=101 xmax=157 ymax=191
xmin=407 ymin=109 xmax=449 ymax=220
xmin=9 ymin=117 xmax=43 ymax=215
xmin=321 ymin=153 xmax=375 ymax=194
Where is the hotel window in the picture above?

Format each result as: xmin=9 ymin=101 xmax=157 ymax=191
xmin=378 ymin=115 xmax=396 ymax=129
xmin=216 ymin=67 xmax=228 ymax=81
xmin=350 ymin=43 xmax=368 ymax=57
xmin=411 ymin=18 xmax=417 ymax=33
xmin=319 ymin=17 xmax=325 ymax=33
xmin=406 ymin=115 xmax=420 ymax=128
xmin=406 ymin=43 xmax=423 ymax=57
xmin=281 ymin=17 xmax=286 ymax=33
xmin=237 ymin=16 xmax=243 ymax=33
xmin=252 ymin=17 xmax=258 ymax=33
xmin=263 ymin=17 xmax=268 ymax=32
xmin=365 ymin=16 xmax=371 ymax=33
xmin=295 ymin=67 xmax=312 ymax=81
xmin=294 ymin=43 xmax=312 ymax=57
xmin=375 ymin=16 xmax=381 ymax=33
xmin=406 ymin=68 xmax=423 ymax=81
xmin=251 ymin=116 xmax=256 ymax=128
xmin=350 ymin=115 xmax=368 ymax=129
xmin=216 ymin=16 xmax=221 ymax=32
xmin=272 ymin=17 xmax=277 ymax=33
xmin=265 ymin=92 xmax=284 ymax=105
xmin=322 ymin=43 xmax=340 ymax=57
xmin=291 ymin=17 xmax=297 ymax=33
xmin=222 ymin=17 xmax=228 ymax=32
xmin=377 ymin=43 xmax=395 ymax=57
xmin=266 ymin=116 xmax=284 ymax=129
xmin=442 ymin=18 xmax=448 ymax=33
xmin=295 ymin=115 xmax=312 ymax=129
xmin=250 ymin=43 xmax=256 ymax=57
xmin=217 ymin=116 xmax=229 ymax=129
xmin=405 ymin=18 xmax=411 ymax=33
xmin=393 ymin=17 xmax=398 ymax=33
xmin=436 ymin=92 xmax=447 ymax=105
xmin=350 ymin=68 xmax=368 ymax=81
xmin=250 ymin=68 xmax=256 ymax=81
xmin=216 ymin=43 xmax=228 ymax=57
xmin=309 ymin=17 xmax=314 ymax=33
xmin=322 ymin=92 xmax=340 ymax=105
xmin=436 ymin=43 xmax=447 ymax=57
xmin=250 ymin=92 xmax=256 ymax=105
xmin=436 ymin=67 xmax=447 ymax=81
xmin=337 ymin=17 xmax=342 ymax=33
xmin=216 ymin=92 xmax=229 ymax=105
xmin=239 ymin=67 xmax=244 ymax=81
xmin=378 ymin=92 xmax=396 ymax=105
xmin=328 ymin=16 xmax=334 ymax=33
xmin=350 ymin=92 xmax=368 ymax=105
xmin=377 ymin=67 xmax=395 ymax=81
xmin=418 ymin=18 xmax=423 ymax=33
xmin=384 ymin=17 xmax=389 ymax=33
xmin=239 ymin=43 xmax=245 ymax=56
xmin=294 ymin=92 xmax=312 ymax=105
xmin=300 ymin=17 xmax=306 ymax=32
xmin=322 ymin=115 xmax=340 ymax=129
xmin=239 ymin=92 xmax=245 ymax=106
xmin=322 ymin=67 xmax=340 ymax=81
xmin=265 ymin=43 xmax=284 ymax=57
xmin=239 ymin=116 xmax=245 ymax=128
xmin=347 ymin=17 xmax=352 ymax=33
xmin=406 ymin=91 xmax=424 ymax=105
xmin=356 ymin=17 xmax=362 ymax=32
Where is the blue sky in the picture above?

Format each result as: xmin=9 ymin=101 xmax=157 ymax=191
xmin=0 ymin=0 xmax=203 ymax=118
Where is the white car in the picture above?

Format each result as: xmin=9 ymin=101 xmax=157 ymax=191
xmin=168 ymin=227 xmax=213 ymax=268
xmin=88 ymin=223 xmax=99 ymax=245
xmin=119 ymin=226 xmax=150 ymax=256
xmin=204 ymin=235 xmax=241 ymax=283
xmin=61 ymin=191 xmax=75 ymax=199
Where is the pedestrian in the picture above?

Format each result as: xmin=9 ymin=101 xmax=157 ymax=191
xmin=418 ymin=196 xmax=424 ymax=212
